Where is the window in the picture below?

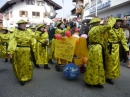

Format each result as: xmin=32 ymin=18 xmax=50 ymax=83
xmin=91 ymin=0 xmax=101 ymax=6
xmin=5 ymin=12 xmax=9 ymax=20
xmin=116 ymin=14 xmax=121 ymax=18
xmin=32 ymin=11 xmax=40 ymax=18
xmin=26 ymin=0 xmax=35 ymax=5
xmin=91 ymin=0 xmax=95 ymax=6
xmin=32 ymin=12 xmax=35 ymax=16
xmin=37 ymin=1 xmax=43 ymax=6
xmin=22 ymin=11 xmax=25 ymax=15
xmin=77 ymin=0 xmax=83 ymax=5
xmin=43 ymin=12 xmax=46 ymax=18
xmin=10 ymin=11 xmax=12 ymax=18
xmin=19 ymin=11 xmax=28 ymax=17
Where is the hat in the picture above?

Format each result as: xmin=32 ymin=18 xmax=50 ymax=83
xmin=89 ymin=17 xmax=101 ymax=24
xmin=16 ymin=19 xmax=28 ymax=24
xmin=30 ymin=26 xmax=36 ymax=29
xmin=56 ymin=22 xmax=62 ymax=27
xmin=36 ymin=24 xmax=45 ymax=29
xmin=9 ymin=27 xmax=15 ymax=32
xmin=1 ymin=27 xmax=8 ymax=31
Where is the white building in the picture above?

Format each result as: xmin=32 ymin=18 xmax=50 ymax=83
xmin=0 ymin=0 xmax=62 ymax=28
xmin=83 ymin=0 xmax=130 ymax=22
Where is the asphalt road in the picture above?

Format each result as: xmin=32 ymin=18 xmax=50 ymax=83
xmin=0 ymin=59 xmax=130 ymax=97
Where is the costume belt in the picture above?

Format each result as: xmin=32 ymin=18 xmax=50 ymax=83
xmin=107 ymin=42 xmax=119 ymax=55
xmin=17 ymin=45 xmax=30 ymax=47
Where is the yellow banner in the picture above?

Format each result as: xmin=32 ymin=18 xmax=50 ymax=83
xmin=54 ymin=37 xmax=77 ymax=62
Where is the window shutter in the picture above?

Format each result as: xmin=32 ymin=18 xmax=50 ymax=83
xmin=43 ymin=12 xmax=46 ymax=18
xmin=7 ymin=12 xmax=9 ymax=20
xmin=26 ymin=11 xmax=28 ymax=17
xmin=19 ymin=11 xmax=22 ymax=17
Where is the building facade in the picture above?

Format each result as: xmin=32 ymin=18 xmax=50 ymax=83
xmin=0 ymin=12 xmax=2 ymax=29
xmin=84 ymin=0 xmax=130 ymax=21
xmin=71 ymin=0 xmax=84 ymax=17
xmin=0 ymin=0 xmax=62 ymax=28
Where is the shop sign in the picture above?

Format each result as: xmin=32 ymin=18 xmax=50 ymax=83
xmin=90 ymin=0 xmax=111 ymax=13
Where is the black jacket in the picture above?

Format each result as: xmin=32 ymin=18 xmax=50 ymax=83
xmin=48 ymin=28 xmax=55 ymax=40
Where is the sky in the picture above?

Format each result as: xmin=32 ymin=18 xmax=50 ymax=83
xmin=0 ymin=0 xmax=75 ymax=18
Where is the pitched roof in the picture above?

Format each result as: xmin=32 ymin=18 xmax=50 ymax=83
xmin=0 ymin=0 xmax=62 ymax=12
xmin=45 ymin=0 xmax=62 ymax=10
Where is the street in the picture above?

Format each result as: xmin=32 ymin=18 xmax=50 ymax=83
xmin=0 ymin=59 xmax=130 ymax=97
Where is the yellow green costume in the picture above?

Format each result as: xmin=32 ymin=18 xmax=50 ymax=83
xmin=27 ymin=26 xmax=36 ymax=36
xmin=9 ymin=27 xmax=15 ymax=39
xmin=84 ymin=17 xmax=116 ymax=86
xmin=104 ymin=18 xmax=129 ymax=79
xmin=0 ymin=28 xmax=10 ymax=58
xmin=34 ymin=24 xmax=50 ymax=69
xmin=55 ymin=22 xmax=65 ymax=35
xmin=7 ymin=19 xmax=36 ymax=84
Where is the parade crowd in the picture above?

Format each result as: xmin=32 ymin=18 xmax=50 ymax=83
xmin=0 ymin=16 xmax=130 ymax=89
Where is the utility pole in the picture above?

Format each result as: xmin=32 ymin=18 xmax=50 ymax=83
xmin=62 ymin=0 xmax=64 ymax=22
xmin=95 ymin=0 xmax=97 ymax=16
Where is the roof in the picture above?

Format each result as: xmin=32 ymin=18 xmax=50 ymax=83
xmin=45 ymin=0 xmax=62 ymax=10
xmin=0 ymin=0 xmax=62 ymax=12
xmin=54 ymin=18 xmax=62 ymax=21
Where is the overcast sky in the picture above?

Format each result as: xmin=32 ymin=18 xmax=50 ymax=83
xmin=0 ymin=0 xmax=75 ymax=18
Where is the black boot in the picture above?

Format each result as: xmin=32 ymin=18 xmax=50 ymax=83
xmin=5 ymin=58 xmax=8 ymax=62
xmin=19 ymin=81 xmax=25 ymax=86
xmin=106 ymin=78 xmax=114 ymax=85
xmin=55 ymin=64 xmax=61 ymax=72
xmin=93 ymin=84 xmax=104 ymax=88
xmin=35 ymin=64 xmax=40 ymax=68
xmin=48 ymin=59 xmax=54 ymax=64
xmin=10 ymin=59 xmax=12 ymax=63
xmin=123 ymin=59 xmax=127 ymax=63
xmin=44 ymin=65 xmax=51 ymax=70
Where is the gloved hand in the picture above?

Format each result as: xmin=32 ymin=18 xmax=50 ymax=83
xmin=41 ymin=43 xmax=46 ymax=48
